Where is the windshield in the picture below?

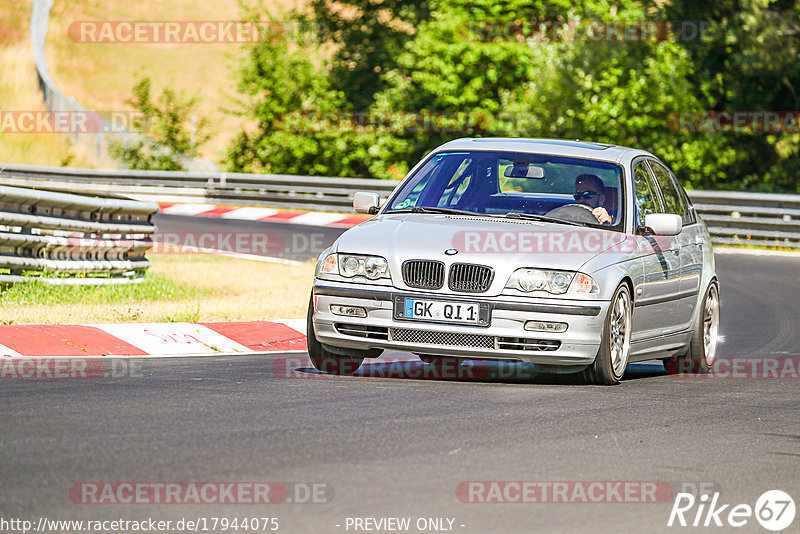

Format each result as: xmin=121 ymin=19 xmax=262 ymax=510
xmin=385 ymin=150 xmax=624 ymax=228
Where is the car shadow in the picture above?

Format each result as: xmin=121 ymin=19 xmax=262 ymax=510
xmin=292 ymin=359 xmax=666 ymax=385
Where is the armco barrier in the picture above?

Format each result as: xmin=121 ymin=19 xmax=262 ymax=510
xmin=685 ymin=190 xmax=800 ymax=247
xmin=0 ymin=184 xmax=158 ymax=284
xmin=1 ymin=163 xmax=799 ymax=248
xmin=0 ymin=164 xmax=400 ymax=212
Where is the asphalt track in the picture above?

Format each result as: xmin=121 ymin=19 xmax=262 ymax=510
xmin=1 ymin=216 xmax=799 ymax=534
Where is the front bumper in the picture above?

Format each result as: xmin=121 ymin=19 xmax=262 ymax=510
xmin=312 ymin=282 xmax=610 ymax=367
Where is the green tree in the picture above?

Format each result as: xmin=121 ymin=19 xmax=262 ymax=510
xmin=367 ymin=1 xmax=682 ymax=177
xmin=225 ymin=14 xmax=382 ymax=176
xmin=109 ymin=78 xmax=210 ymax=171
xmin=308 ymin=0 xmax=432 ymax=109
xmin=228 ymin=0 xmax=800 ymax=190
xmin=528 ymin=39 xmax=740 ymax=189
xmin=663 ymin=0 xmax=800 ymax=191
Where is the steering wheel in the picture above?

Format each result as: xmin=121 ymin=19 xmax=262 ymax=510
xmin=545 ymin=203 xmax=598 ymax=225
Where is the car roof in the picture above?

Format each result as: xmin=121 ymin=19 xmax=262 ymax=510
xmin=433 ymin=137 xmax=654 ymax=164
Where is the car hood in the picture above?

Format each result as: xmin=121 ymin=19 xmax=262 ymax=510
xmin=333 ymin=214 xmax=628 ymax=293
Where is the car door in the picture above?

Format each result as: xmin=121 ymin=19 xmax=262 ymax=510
xmin=630 ymin=159 xmax=684 ymax=340
xmin=647 ymin=159 xmax=701 ymax=329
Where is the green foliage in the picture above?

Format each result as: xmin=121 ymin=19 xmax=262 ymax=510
xmin=309 ymin=0 xmax=431 ymax=110
xmin=227 ymin=0 xmax=800 ymax=191
xmin=225 ymin=10 xmax=391 ymax=177
xmin=662 ymin=0 xmax=800 ymax=191
xmin=109 ymin=77 xmax=211 ymax=171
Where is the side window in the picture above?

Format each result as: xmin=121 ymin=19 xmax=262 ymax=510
xmin=648 ymin=160 xmax=691 ymax=224
xmin=633 ymin=160 xmax=662 ymax=227
xmin=670 ymin=169 xmax=696 ymax=224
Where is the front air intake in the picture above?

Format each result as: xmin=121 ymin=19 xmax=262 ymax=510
xmin=448 ymin=263 xmax=494 ymax=293
xmin=402 ymin=260 xmax=445 ymax=290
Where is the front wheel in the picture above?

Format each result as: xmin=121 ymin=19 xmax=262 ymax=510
xmin=664 ymin=282 xmax=720 ymax=375
xmin=306 ymin=294 xmax=364 ymax=375
xmin=582 ymin=283 xmax=632 ymax=385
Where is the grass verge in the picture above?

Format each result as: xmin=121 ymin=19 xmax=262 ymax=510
xmin=0 ymin=253 xmax=315 ymax=325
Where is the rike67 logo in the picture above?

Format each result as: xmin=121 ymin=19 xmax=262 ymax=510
xmin=668 ymin=490 xmax=795 ymax=531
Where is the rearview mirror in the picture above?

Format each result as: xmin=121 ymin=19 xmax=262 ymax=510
xmin=353 ymin=191 xmax=380 ymax=214
xmin=503 ymin=165 xmax=544 ymax=179
xmin=644 ymin=213 xmax=682 ymax=236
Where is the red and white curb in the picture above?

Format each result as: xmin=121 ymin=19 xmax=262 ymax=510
xmin=0 ymin=320 xmax=307 ymax=358
xmin=158 ymin=203 xmax=370 ymax=228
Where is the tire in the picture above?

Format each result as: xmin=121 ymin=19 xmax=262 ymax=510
xmin=306 ymin=294 xmax=364 ymax=375
xmin=664 ymin=282 xmax=720 ymax=375
xmin=582 ymin=283 xmax=632 ymax=385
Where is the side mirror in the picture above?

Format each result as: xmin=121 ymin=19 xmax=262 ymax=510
xmin=644 ymin=213 xmax=682 ymax=236
xmin=353 ymin=191 xmax=380 ymax=214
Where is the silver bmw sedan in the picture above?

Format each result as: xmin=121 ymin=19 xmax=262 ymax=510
xmin=307 ymin=138 xmax=720 ymax=385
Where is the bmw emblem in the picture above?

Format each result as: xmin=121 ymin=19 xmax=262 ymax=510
xmin=444 ymin=249 xmax=458 ymax=256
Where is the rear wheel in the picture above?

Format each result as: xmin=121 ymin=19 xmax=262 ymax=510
xmin=306 ymin=294 xmax=364 ymax=375
xmin=582 ymin=283 xmax=632 ymax=385
xmin=664 ymin=282 xmax=719 ymax=375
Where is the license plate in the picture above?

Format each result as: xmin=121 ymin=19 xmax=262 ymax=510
xmin=403 ymin=298 xmax=481 ymax=325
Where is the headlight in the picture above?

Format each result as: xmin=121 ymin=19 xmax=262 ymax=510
xmin=342 ymin=256 xmax=361 ymax=276
xmin=506 ymin=269 xmax=598 ymax=295
xmin=516 ymin=269 xmax=547 ymax=291
xmin=318 ymin=253 xmax=391 ymax=280
xmin=364 ymin=256 xmax=389 ymax=279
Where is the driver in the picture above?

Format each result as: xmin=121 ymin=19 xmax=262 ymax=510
xmin=574 ymin=174 xmax=612 ymax=224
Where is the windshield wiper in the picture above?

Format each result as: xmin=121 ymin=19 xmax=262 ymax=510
xmin=388 ymin=206 xmax=483 ymax=216
xmin=504 ymin=212 xmax=588 ymax=227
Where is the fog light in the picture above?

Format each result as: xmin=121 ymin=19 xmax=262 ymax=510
xmin=524 ymin=321 xmax=568 ymax=333
xmin=330 ymin=305 xmax=367 ymax=318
